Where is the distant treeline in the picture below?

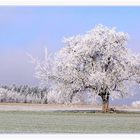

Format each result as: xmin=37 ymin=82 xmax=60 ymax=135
xmin=0 ymin=84 xmax=96 ymax=105
xmin=0 ymin=85 xmax=48 ymax=104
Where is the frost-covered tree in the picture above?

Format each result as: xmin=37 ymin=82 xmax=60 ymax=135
xmin=32 ymin=25 xmax=140 ymax=112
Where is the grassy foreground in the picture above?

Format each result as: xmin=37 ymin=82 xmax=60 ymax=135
xmin=0 ymin=111 xmax=140 ymax=133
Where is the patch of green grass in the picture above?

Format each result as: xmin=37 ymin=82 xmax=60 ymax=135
xmin=0 ymin=111 xmax=140 ymax=133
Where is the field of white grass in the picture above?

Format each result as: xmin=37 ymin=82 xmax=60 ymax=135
xmin=0 ymin=111 xmax=140 ymax=133
xmin=0 ymin=103 xmax=140 ymax=133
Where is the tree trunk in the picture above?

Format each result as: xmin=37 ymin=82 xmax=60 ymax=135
xmin=101 ymin=94 xmax=109 ymax=113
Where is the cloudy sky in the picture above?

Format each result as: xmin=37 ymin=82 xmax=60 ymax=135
xmin=0 ymin=6 xmax=140 ymax=104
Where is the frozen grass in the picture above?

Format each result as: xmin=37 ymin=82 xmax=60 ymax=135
xmin=0 ymin=111 xmax=140 ymax=133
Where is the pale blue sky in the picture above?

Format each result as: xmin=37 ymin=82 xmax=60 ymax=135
xmin=0 ymin=7 xmax=140 ymax=51
xmin=0 ymin=7 xmax=140 ymax=86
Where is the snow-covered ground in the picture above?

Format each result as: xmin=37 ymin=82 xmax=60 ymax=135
xmin=0 ymin=103 xmax=100 ymax=111
xmin=0 ymin=103 xmax=140 ymax=112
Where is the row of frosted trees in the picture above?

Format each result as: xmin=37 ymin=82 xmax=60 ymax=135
xmin=0 ymin=85 xmax=48 ymax=104
xmin=0 ymin=84 xmax=92 ymax=104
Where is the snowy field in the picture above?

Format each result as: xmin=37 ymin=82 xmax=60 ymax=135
xmin=0 ymin=103 xmax=140 ymax=133
xmin=0 ymin=103 xmax=101 ymax=111
xmin=0 ymin=111 xmax=140 ymax=133
xmin=0 ymin=103 xmax=140 ymax=112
